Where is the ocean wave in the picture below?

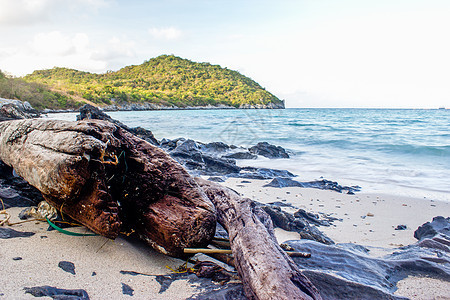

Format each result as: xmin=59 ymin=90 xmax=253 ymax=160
xmin=377 ymin=144 xmax=450 ymax=157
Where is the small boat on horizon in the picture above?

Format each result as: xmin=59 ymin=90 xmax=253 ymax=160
xmin=438 ymin=107 xmax=446 ymax=110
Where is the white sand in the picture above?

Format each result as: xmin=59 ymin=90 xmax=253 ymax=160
xmin=223 ymin=178 xmax=450 ymax=252
xmin=394 ymin=276 xmax=450 ymax=300
xmin=1 ymin=207 xmax=196 ymax=299
xmin=1 ymin=179 xmax=449 ymax=299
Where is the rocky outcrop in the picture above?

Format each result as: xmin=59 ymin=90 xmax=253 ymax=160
xmin=249 ymin=142 xmax=289 ymax=158
xmin=102 ymin=103 xmax=240 ymax=111
xmin=414 ymin=216 xmax=450 ymax=241
xmin=0 ymin=160 xmax=43 ymax=208
xmin=159 ymin=138 xmax=294 ymax=179
xmin=77 ymin=104 xmax=159 ymax=145
xmin=24 ymin=286 xmax=89 ymax=300
xmin=258 ymin=204 xmax=335 ymax=245
xmin=264 ymin=177 xmax=361 ymax=194
xmin=168 ymin=139 xmax=241 ymax=176
xmin=287 ymin=216 xmax=450 ymax=299
xmin=239 ymin=101 xmax=285 ymax=109
xmin=223 ymin=152 xmax=257 ymax=159
xmin=0 ymin=98 xmax=40 ymax=121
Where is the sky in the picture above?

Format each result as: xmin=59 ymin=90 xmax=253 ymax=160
xmin=1 ymin=0 xmax=449 ymax=108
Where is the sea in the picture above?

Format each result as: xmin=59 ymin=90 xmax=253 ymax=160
xmin=46 ymin=108 xmax=450 ymax=202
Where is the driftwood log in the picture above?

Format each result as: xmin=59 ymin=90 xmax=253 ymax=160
xmin=0 ymin=119 xmax=216 ymax=256
xmin=196 ymin=178 xmax=322 ymax=300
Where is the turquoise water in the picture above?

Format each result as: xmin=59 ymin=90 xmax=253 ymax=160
xmin=46 ymin=108 xmax=450 ymax=201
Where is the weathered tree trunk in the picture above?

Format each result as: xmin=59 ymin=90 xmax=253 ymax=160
xmin=196 ymin=178 xmax=322 ymax=300
xmin=0 ymin=119 xmax=216 ymax=257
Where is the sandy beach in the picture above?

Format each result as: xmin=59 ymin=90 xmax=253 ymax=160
xmin=1 ymin=178 xmax=449 ymax=299
xmin=222 ymin=178 xmax=450 ymax=251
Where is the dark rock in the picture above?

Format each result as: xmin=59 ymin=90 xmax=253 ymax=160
xmin=0 ymin=99 xmax=40 ymax=121
xmin=159 ymin=138 xmax=185 ymax=151
xmin=417 ymin=236 xmax=450 ymax=252
xmin=121 ymin=283 xmax=134 ymax=296
xmin=264 ymin=177 xmax=361 ymax=193
xmin=288 ymin=239 xmax=439 ymax=300
xmin=24 ymin=286 xmax=89 ymax=299
xmin=263 ymin=177 xmax=304 ymax=188
xmin=163 ymin=139 xmax=296 ymax=180
xmin=207 ymin=176 xmax=225 ymax=182
xmin=199 ymin=142 xmax=230 ymax=153
xmin=128 ymin=126 xmax=159 ymax=146
xmin=284 ymin=217 xmax=450 ymax=300
xmin=120 ymin=270 xmax=143 ymax=276
xmin=170 ymin=139 xmax=241 ymax=176
xmin=187 ymin=283 xmax=246 ymax=300
xmin=78 ymin=104 xmax=124 ymax=125
xmin=294 ymin=209 xmax=332 ymax=226
xmin=92 ymin=272 xmax=97 ymax=276
xmin=18 ymin=207 xmax=32 ymax=220
xmin=13 ymin=257 xmax=22 ymax=260
xmin=222 ymin=152 xmax=257 ymax=160
xmin=122 ymin=271 xmax=246 ymax=299
xmin=0 ymin=160 xmax=44 ymax=208
xmin=236 ymin=167 xmax=295 ymax=180
xmin=248 ymin=142 xmax=289 ymax=158
xmin=301 ymin=269 xmax=407 ymax=300
xmin=202 ymin=155 xmax=240 ymax=175
xmin=414 ymin=216 xmax=450 ymax=241
xmin=395 ymin=225 xmax=407 ymax=230
xmin=0 ymin=228 xmax=35 ymax=239
xmin=58 ymin=261 xmax=76 ymax=275
xmin=171 ymin=139 xmax=199 ymax=154
xmin=267 ymin=201 xmax=297 ymax=208
xmin=258 ymin=204 xmax=334 ymax=245
xmin=77 ymin=104 xmax=159 ymax=145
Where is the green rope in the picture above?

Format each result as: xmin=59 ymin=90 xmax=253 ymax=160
xmin=47 ymin=218 xmax=98 ymax=237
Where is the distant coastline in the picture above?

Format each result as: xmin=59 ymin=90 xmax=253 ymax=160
xmin=42 ymin=101 xmax=285 ymax=113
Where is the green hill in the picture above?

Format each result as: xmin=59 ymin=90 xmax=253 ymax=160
xmin=22 ymin=55 xmax=284 ymax=110
xmin=0 ymin=70 xmax=79 ymax=110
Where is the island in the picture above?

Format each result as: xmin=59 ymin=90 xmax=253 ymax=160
xmin=0 ymin=55 xmax=284 ymax=112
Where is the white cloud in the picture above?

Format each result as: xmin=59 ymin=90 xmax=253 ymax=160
xmin=0 ymin=0 xmax=110 ymax=26
xmin=148 ymin=27 xmax=182 ymax=40
xmin=32 ymin=31 xmax=76 ymax=56
xmin=0 ymin=31 xmax=137 ymax=75
xmin=91 ymin=37 xmax=136 ymax=61
xmin=0 ymin=0 xmax=54 ymax=25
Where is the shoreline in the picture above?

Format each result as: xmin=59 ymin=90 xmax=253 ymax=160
xmin=41 ymin=104 xmax=285 ymax=114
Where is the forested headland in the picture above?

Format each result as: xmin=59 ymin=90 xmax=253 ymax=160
xmin=1 ymin=55 xmax=284 ymax=111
